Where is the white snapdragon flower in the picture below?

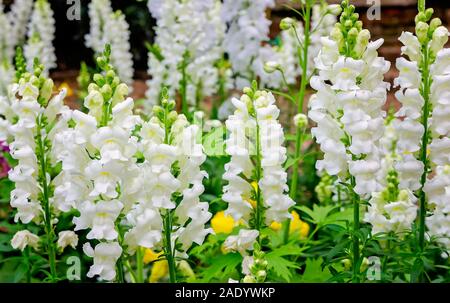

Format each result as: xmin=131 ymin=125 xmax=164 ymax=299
xmin=24 ymin=0 xmax=56 ymax=76
xmin=223 ymin=229 xmax=259 ymax=256
xmin=223 ymin=86 xmax=294 ymax=247
xmin=85 ymin=0 xmax=134 ymax=86
xmin=222 ymin=0 xmax=274 ymax=89
xmin=0 ymin=6 xmax=14 ymax=95
xmin=11 ymin=230 xmax=39 ymax=251
xmin=8 ymin=0 xmax=34 ymax=47
xmin=146 ymin=0 xmax=226 ymax=108
xmin=309 ymin=16 xmax=390 ymax=197
xmin=57 ymin=231 xmax=79 ymax=251
xmin=83 ymin=242 xmax=123 ymax=281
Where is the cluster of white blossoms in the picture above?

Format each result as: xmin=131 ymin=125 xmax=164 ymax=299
xmin=308 ymin=2 xmax=390 ymax=198
xmin=222 ymin=84 xmax=294 ymax=253
xmin=125 ymin=96 xmax=212 ymax=259
xmin=85 ymin=0 xmax=134 ymax=86
xmin=52 ymin=49 xmax=140 ymax=281
xmin=0 ymin=0 xmax=33 ymax=94
xmin=0 ymin=4 xmax=14 ymax=95
xmin=4 ymin=58 xmax=77 ymax=256
xmin=24 ymin=0 xmax=56 ymax=76
xmin=8 ymin=0 xmax=34 ymax=47
xmin=146 ymin=0 xmax=227 ymax=107
xmin=364 ymin=118 xmax=418 ymax=235
xmin=222 ymin=0 xmax=275 ymax=89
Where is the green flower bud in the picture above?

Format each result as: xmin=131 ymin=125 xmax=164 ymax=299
xmin=345 ymin=19 xmax=353 ymax=29
xmin=100 ymin=84 xmax=112 ymax=100
xmin=152 ymin=105 xmax=164 ymax=118
xmin=40 ymin=78 xmax=54 ymax=101
xmin=263 ymin=61 xmax=281 ymax=74
xmin=106 ymin=70 xmax=116 ymax=83
xmin=425 ymin=8 xmax=434 ymax=21
xmin=416 ymin=21 xmax=429 ymax=44
xmin=280 ymin=17 xmax=295 ymax=30
xmin=327 ymin=4 xmax=342 ymax=16
xmin=415 ymin=12 xmax=427 ymax=24
xmin=354 ymin=29 xmax=371 ymax=57
xmin=430 ymin=18 xmax=442 ymax=31
xmin=243 ymin=87 xmax=253 ymax=96
xmin=93 ymin=74 xmax=105 ymax=86
xmin=294 ymin=113 xmax=308 ymax=129
xmin=243 ymin=275 xmax=256 ymax=283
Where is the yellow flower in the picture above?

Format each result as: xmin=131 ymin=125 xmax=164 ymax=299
xmin=269 ymin=211 xmax=310 ymax=240
xmin=143 ymin=249 xmax=169 ymax=283
xmin=57 ymin=82 xmax=74 ymax=97
xmin=211 ymin=211 xmax=236 ymax=234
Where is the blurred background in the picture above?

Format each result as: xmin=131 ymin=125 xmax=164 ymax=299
xmin=1 ymin=0 xmax=450 ymax=100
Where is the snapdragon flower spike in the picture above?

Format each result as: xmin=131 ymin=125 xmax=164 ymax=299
xmin=85 ymin=0 xmax=134 ymax=86
xmin=125 ymin=93 xmax=211 ymax=282
xmin=8 ymin=0 xmax=33 ymax=47
xmin=24 ymin=0 xmax=56 ymax=76
xmin=308 ymin=1 xmax=390 ymax=197
xmin=60 ymin=46 xmax=141 ymax=281
xmin=7 ymin=58 xmax=69 ymax=280
xmin=393 ymin=7 xmax=450 ymax=253
xmin=0 ymin=5 xmax=14 ymax=95
xmin=222 ymin=83 xmax=294 ymax=250
xmin=364 ymin=117 xmax=418 ymax=235
xmin=222 ymin=0 xmax=275 ymax=89
xmin=146 ymin=0 xmax=227 ymax=108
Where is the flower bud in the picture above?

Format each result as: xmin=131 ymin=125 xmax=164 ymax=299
xmin=327 ymin=4 xmax=342 ymax=16
xmin=416 ymin=21 xmax=429 ymax=44
xmin=93 ymin=74 xmax=105 ymax=86
xmin=11 ymin=230 xmax=39 ymax=251
xmin=280 ymin=17 xmax=295 ymax=30
xmin=354 ymin=29 xmax=371 ymax=57
xmin=57 ymin=231 xmax=78 ymax=251
xmin=256 ymin=270 xmax=267 ymax=281
xmin=425 ymin=8 xmax=434 ymax=21
xmin=243 ymin=275 xmax=256 ymax=283
xmin=263 ymin=61 xmax=281 ymax=74
xmin=430 ymin=26 xmax=449 ymax=55
xmin=100 ymin=84 xmax=112 ymax=100
xmin=152 ymin=105 xmax=164 ymax=117
xmin=40 ymin=78 xmax=54 ymax=102
xmin=294 ymin=113 xmax=308 ymax=129
xmin=430 ymin=18 xmax=442 ymax=31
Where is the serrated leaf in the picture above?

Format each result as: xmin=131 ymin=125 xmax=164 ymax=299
xmin=300 ymin=258 xmax=332 ymax=282
xmin=266 ymin=253 xmax=299 ymax=282
xmin=201 ymin=253 xmax=242 ymax=282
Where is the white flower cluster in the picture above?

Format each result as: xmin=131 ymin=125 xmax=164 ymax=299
xmin=309 ymin=4 xmax=390 ymax=198
xmin=146 ymin=0 xmax=226 ymax=107
xmin=223 ymin=86 xmax=294 ymax=245
xmin=8 ymin=0 xmax=34 ymax=47
xmin=0 ymin=4 xmax=14 ymax=95
xmin=125 ymin=98 xmax=212 ymax=258
xmin=222 ymin=0 xmax=275 ymax=89
xmin=24 ymin=0 xmax=56 ymax=76
xmin=5 ymin=60 xmax=77 ymax=254
xmin=364 ymin=120 xmax=418 ymax=235
xmin=86 ymin=0 xmax=134 ymax=86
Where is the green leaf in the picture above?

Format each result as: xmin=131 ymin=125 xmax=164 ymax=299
xmin=296 ymin=204 xmax=336 ymax=226
xmin=201 ymin=253 xmax=243 ymax=282
xmin=266 ymin=244 xmax=304 ymax=282
xmin=299 ymin=258 xmax=332 ymax=282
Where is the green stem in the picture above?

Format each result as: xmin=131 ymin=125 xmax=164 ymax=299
xmin=136 ymin=247 xmax=144 ymax=283
xmin=254 ymin=117 xmax=263 ymax=244
xmin=414 ymin=32 xmax=431 ymax=283
xmin=36 ymin=116 xmax=57 ymax=282
xmin=163 ymin=210 xmax=177 ymax=283
xmin=285 ymin=1 xmax=312 ymax=244
xmin=116 ymin=225 xmax=125 ymax=283
xmin=24 ymin=246 xmax=31 ymax=283
xmin=351 ymin=176 xmax=360 ymax=283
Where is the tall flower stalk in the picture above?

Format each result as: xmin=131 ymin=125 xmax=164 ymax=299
xmin=308 ymin=0 xmax=390 ymax=282
xmin=392 ymin=0 xmax=450 ymax=279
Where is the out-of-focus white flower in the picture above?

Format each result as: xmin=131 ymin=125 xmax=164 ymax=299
xmin=223 ymin=229 xmax=259 ymax=256
xmin=24 ymin=0 xmax=56 ymax=76
xmin=11 ymin=230 xmax=39 ymax=251
xmin=8 ymin=0 xmax=34 ymax=47
xmin=57 ymin=231 xmax=79 ymax=250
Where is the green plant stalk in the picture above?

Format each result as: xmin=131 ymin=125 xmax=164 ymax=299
xmin=115 ymin=224 xmax=126 ymax=283
xmin=285 ymin=1 xmax=312 ymax=243
xmin=136 ymin=246 xmax=144 ymax=283
xmin=161 ymin=106 xmax=177 ymax=283
xmin=163 ymin=211 xmax=177 ymax=283
xmin=351 ymin=176 xmax=360 ymax=283
xmin=417 ymin=33 xmax=432 ymax=270
xmin=36 ymin=115 xmax=57 ymax=282
xmin=254 ymin=116 xmax=263 ymax=245
xmin=24 ymin=246 xmax=31 ymax=283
